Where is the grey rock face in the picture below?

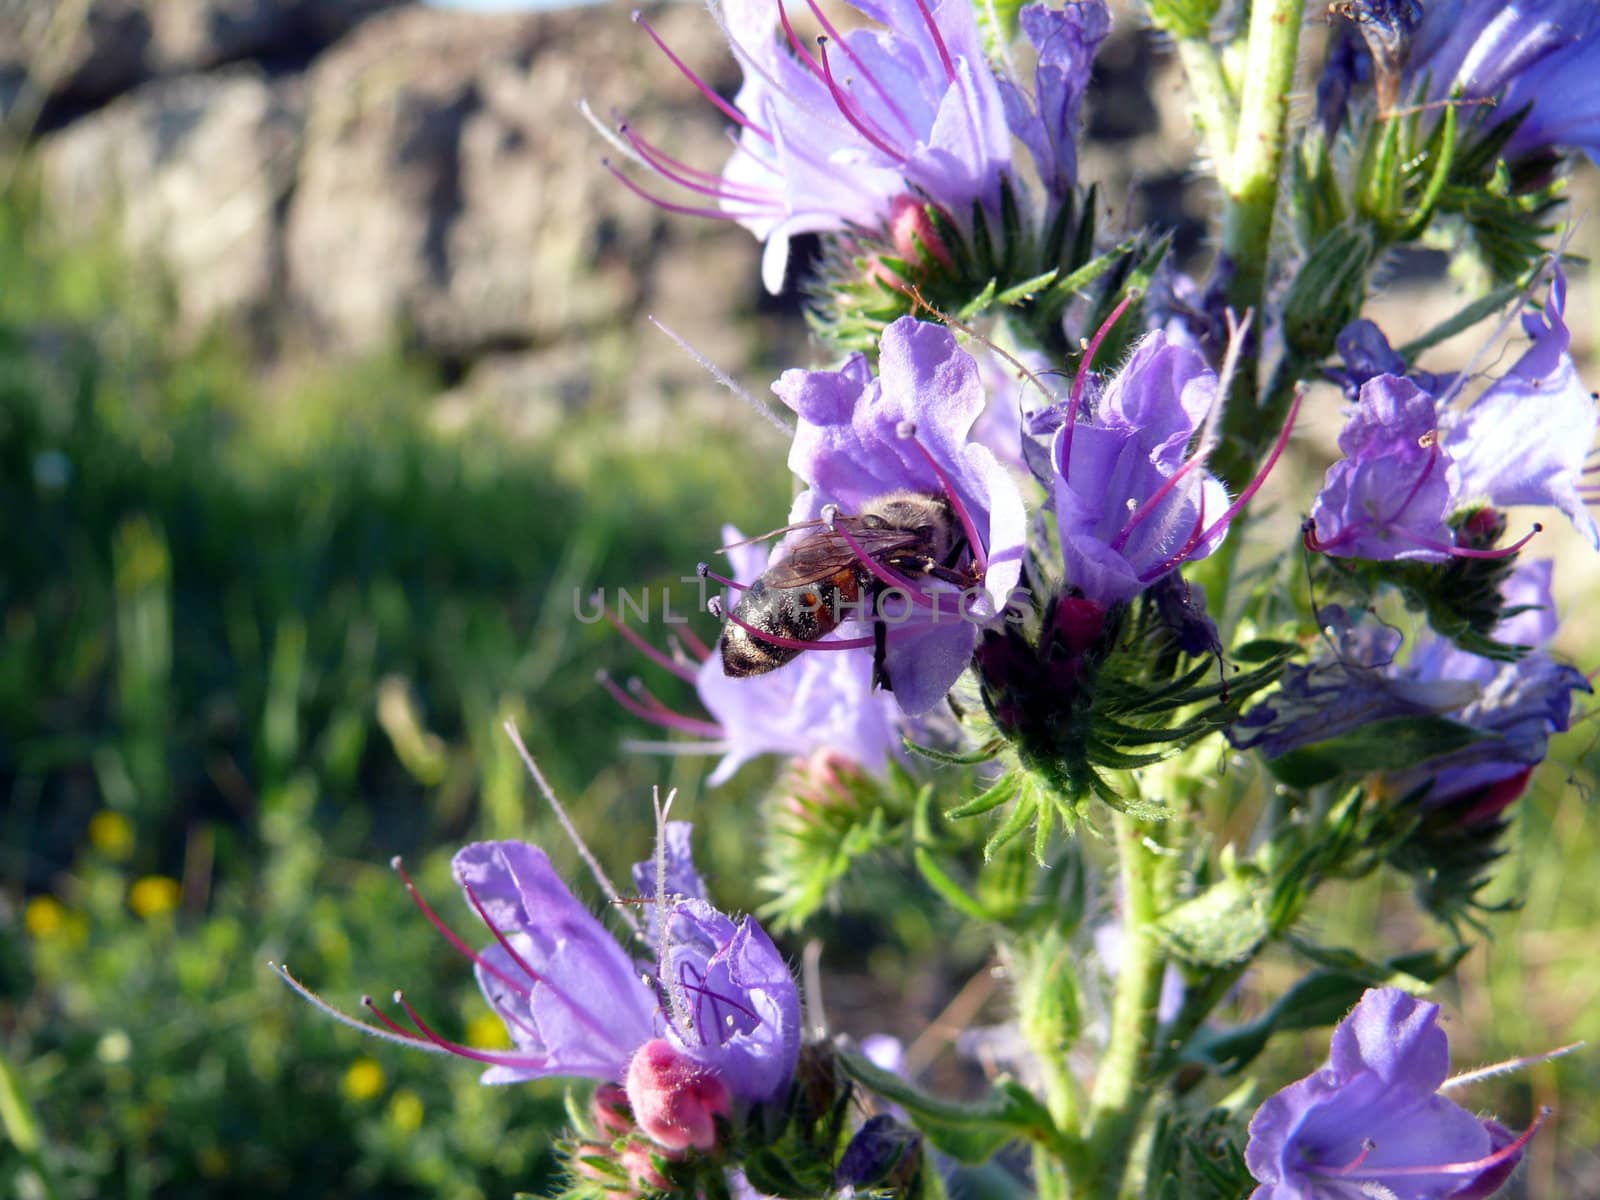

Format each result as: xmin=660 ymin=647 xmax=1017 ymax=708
xmin=2 ymin=0 xmax=403 ymax=126
xmin=39 ymin=66 xmax=304 ymax=335
xmin=283 ymin=3 xmax=755 ymax=358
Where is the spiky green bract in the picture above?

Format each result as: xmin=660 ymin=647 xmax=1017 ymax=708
xmin=1144 ymin=1102 xmax=1257 ymax=1200
xmin=805 ymin=181 xmax=1166 ymax=365
xmin=755 ymin=755 xmax=917 ymax=934
xmin=738 ymin=1044 xmax=857 ymax=1199
xmin=970 ymin=590 xmax=1292 ymax=838
xmin=1311 ymin=74 xmax=1566 ymax=283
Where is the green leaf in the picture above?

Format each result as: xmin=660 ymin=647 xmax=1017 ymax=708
xmin=1158 ymin=873 xmax=1270 ymax=968
xmin=995 ymin=269 xmax=1059 ymax=307
xmin=836 ymin=1050 xmax=1063 ymax=1164
xmin=1265 ymin=715 xmax=1490 ymax=789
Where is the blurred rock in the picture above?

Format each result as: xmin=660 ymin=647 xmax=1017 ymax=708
xmin=1 ymin=0 xmax=402 ymax=128
xmin=39 ymin=67 xmax=304 ymax=335
xmin=283 ymin=3 xmax=758 ymax=358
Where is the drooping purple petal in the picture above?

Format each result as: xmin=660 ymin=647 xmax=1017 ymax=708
xmin=452 ymin=841 xmax=658 ymax=1084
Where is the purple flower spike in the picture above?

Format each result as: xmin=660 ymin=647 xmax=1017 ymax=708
xmin=772 ymin=316 xmax=1029 ymax=715
xmin=1049 ymin=331 xmax=1295 ymax=604
xmin=279 ymin=827 xmax=800 ymax=1150
xmin=1409 ymin=1 xmax=1600 ymax=163
xmin=622 ymin=0 xmax=1110 ymax=291
xmin=1247 ymin=988 xmax=1538 ymax=1200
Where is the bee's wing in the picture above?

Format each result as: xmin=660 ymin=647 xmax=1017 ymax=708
xmin=763 ymin=525 xmax=918 ymax=588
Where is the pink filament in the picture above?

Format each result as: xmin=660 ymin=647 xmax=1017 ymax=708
xmin=603 ymin=605 xmax=699 ymax=683
xmin=1062 ymin=292 xmax=1139 ymax=481
xmin=911 ymin=0 xmax=957 ymax=81
xmin=815 ymin=38 xmax=906 ymax=161
xmin=633 ymin=12 xmax=773 ymax=143
xmin=604 ymin=159 xmax=776 ymax=222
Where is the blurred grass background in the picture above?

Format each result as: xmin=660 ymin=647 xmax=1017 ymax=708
xmin=3 ymin=14 xmax=1600 ymax=1199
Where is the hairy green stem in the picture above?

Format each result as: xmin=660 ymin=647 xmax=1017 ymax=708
xmin=1173 ymin=36 xmax=1238 ymax=171
xmin=1215 ymin=0 xmax=1308 ymax=488
xmin=1083 ymin=814 xmax=1172 ymax=1200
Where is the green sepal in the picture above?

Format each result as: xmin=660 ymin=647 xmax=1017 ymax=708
xmin=1181 ymin=945 xmax=1469 ymax=1074
xmin=1264 ymin=715 xmax=1490 ymax=789
xmin=837 ymin=1049 xmax=1067 ymax=1164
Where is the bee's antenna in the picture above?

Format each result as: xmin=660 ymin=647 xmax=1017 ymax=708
xmin=901 ymin=282 xmax=1061 ymax=406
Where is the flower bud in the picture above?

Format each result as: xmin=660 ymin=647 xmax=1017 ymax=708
xmin=887 ymin=195 xmax=955 ymax=273
xmin=591 ymin=1082 xmax=635 ymax=1138
xmin=625 ymin=1038 xmax=729 ymax=1153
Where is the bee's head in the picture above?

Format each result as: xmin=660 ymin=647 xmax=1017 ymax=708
xmin=861 ymin=491 xmax=960 ymax=562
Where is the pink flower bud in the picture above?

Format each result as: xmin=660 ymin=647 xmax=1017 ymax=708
xmin=888 ymin=196 xmax=955 ymax=271
xmin=625 ymin=1038 xmax=729 ymax=1153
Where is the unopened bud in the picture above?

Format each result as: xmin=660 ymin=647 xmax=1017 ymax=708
xmin=591 ymin=1082 xmax=634 ymax=1138
xmin=625 ymin=1038 xmax=729 ymax=1153
xmin=888 ymin=195 xmax=955 ymax=272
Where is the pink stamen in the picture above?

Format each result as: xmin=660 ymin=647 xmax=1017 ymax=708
xmin=816 ymin=38 xmax=907 ymax=162
xmin=674 ymin=625 xmax=713 ymax=662
xmin=1111 ymin=454 xmax=1207 ymax=554
xmin=604 ymin=159 xmax=776 ymax=222
xmin=1403 ymin=522 xmax=1543 ymax=560
xmin=1312 ymin=1109 xmax=1549 ymax=1181
xmin=390 ymin=991 xmax=552 ymax=1069
xmin=392 ymin=856 xmax=534 ymax=1001
xmin=896 ymin=425 xmax=990 ymax=577
xmin=802 ymin=0 xmax=919 ymax=139
xmin=1062 ymin=292 xmax=1139 ymax=481
xmin=1302 ymin=517 xmax=1356 ymax=555
xmin=697 ymin=562 xmax=750 ymax=592
xmin=597 ymin=671 xmax=723 ymax=737
xmin=1197 ymin=385 xmax=1304 ymax=546
xmin=620 ymin=124 xmax=774 ymax=205
xmin=777 ymin=0 xmax=824 ymax=74
xmin=633 ymin=12 xmax=773 ymax=143
xmin=602 ymin=605 xmax=699 ymax=683
xmin=911 ymin=0 xmax=957 ymax=81
xmin=1312 ymin=1139 xmax=1376 ymax=1177
xmin=720 ymin=606 xmax=879 ymax=652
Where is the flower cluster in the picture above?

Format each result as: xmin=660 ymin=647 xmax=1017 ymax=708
xmin=280 ymin=2 xmax=1599 ymax=1197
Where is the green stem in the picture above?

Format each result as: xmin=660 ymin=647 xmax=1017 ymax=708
xmin=1083 ymin=814 xmax=1171 ymax=1200
xmin=1173 ymin=36 xmax=1238 ymax=172
xmin=1215 ymin=0 xmax=1307 ymax=485
xmin=1220 ymin=0 xmax=1305 ymax=312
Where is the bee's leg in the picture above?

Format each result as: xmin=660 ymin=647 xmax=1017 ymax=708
xmin=872 ymin=617 xmax=894 ymax=692
xmin=941 ymin=538 xmax=969 ymax=570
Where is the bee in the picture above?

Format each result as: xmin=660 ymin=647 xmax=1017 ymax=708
xmin=718 ymin=490 xmax=972 ymax=691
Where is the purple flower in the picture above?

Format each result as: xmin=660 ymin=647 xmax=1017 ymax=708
xmin=1048 ymin=330 xmax=1293 ymax=605
xmin=1230 ymin=563 xmax=1589 ymax=798
xmin=277 ymin=826 xmax=800 ymax=1151
xmin=760 ymin=316 xmax=1028 ymax=715
xmin=1308 ymin=272 xmax=1599 ymax=560
xmin=1228 ymin=607 xmax=1479 ymax=759
xmin=1409 ymin=0 xmax=1600 ymax=163
xmin=1247 ymin=988 xmax=1533 ymax=1200
xmin=1306 ymin=374 xmax=1459 ymax=562
xmin=1000 ymin=3 xmax=1113 ymax=202
xmin=1442 ymin=271 xmax=1599 ymax=550
xmin=619 ymin=0 xmax=1110 ymax=291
